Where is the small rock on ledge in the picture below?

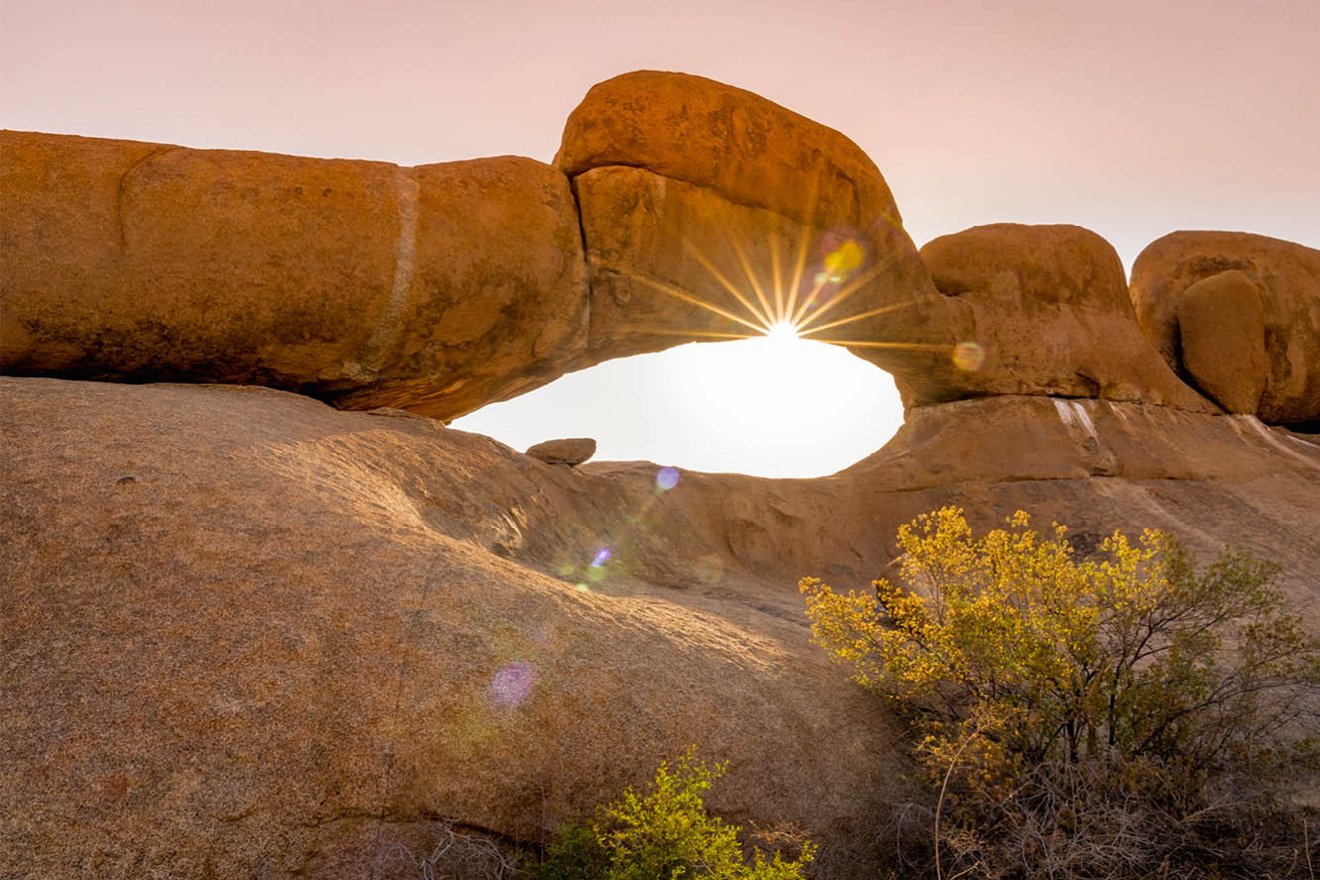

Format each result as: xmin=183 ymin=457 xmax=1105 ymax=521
xmin=526 ymin=437 xmax=596 ymax=466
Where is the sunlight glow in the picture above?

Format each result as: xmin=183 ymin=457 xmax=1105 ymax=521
xmin=451 ymin=335 xmax=905 ymax=479
xmin=452 ymin=194 xmax=964 ymax=478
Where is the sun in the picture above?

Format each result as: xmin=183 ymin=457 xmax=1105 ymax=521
xmin=765 ymin=320 xmax=799 ymax=341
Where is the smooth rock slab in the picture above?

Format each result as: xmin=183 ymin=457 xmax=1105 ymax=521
xmin=3 ymin=377 xmax=1319 ymax=878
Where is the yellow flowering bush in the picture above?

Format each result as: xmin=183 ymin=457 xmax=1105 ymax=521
xmin=538 ymin=748 xmax=814 ymax=880
xmin=802 ymin=507 xmax=1319 ymax=878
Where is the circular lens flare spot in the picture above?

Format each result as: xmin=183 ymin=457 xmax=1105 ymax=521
xmin=656 ymin=466 xmax=680 ymax=491
xmin=952 ymin=341 xmax=986 ymax=372
xmin=488 ymin=661 xmax=536 ymax=708
xmin=591 ymin=547 xmax=611 ymax=567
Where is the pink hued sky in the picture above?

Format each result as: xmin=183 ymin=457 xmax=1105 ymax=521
xmin=3 ymin=0 xmax=1316 ymax=270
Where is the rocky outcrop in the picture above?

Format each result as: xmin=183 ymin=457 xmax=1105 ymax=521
xmin=554 ymin=69 xmax=903 ymax=234
xmin=555 ymin=71 xmax=968 ymax=402
xmin=3 ymin=67 xmax=1319 ymax=880
xmin=1129 ymin=231 xmax=1320 ymax=423
xmin=0 ymin=377 xmax=908 ymax=880
xmin=1176 ymin=271 xmax=1270 ymax=414
xmin=0 ymin=132 xmax=588 ymax=420
xmin=8 ymin=77 xmax=1289 ymax=418
xmin=916 ymin=224 xmax=1214 ymax=410
xmin=3 ymin=376 xmax=1319 ymax=879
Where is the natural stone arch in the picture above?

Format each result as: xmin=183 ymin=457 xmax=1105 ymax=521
xmin=1 ymin=72 xmax=1225 ymax=424
xmin=1 ymin=126 xmax=939 ymax=421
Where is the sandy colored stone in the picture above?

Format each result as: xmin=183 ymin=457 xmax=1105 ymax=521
xmin=557 ymin=72 xmax=965 ymax=405
xmin=0 ymin=131 xmax=588 ymax=420
xmin=571 ymin=165 xmax=957 ymax=371
xmin=331 ymin=156 xmax=589 ymax=419
xmin=0 ymin=129 xmax=404 ymax=387
xmin=1130 ymin=231 xmax=1320 ymax=423
xmin=0 ymin=378 xmax=909 ymax=880
xmin=917 ymin=224 xmax=1214 ymax=410
xmin=555 ymin=70 xmax=903 ymax=234
xmin=3 ymin=377 xmax=1319 ymax=879
xmin=1176 ymin=271 xmax=1269 ymax=413
xmin=526 ymin=437 xmax=596 ymax=466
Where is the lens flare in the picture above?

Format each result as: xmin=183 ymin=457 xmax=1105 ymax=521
xmin=823 ymin=237 xmax=865 ymax=279
xmin=765 ymin=321 xmax=799 ymax=341
xmin=488 ymin=661 xmax=536 ymax=709
xmin=952 ymin=341 xmax=986 ymax=372
xmin=591 ymin=547 xmax=611 ymax=567
xmin=656 ymin=466 xmax=680 ymax=490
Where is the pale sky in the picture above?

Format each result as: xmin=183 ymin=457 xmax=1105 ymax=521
xmin=4 ymin=0 xmax=1317 ymax=476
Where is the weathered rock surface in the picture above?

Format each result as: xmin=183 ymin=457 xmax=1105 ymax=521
xmin=1129 ymin=231 xmax=1320 ymax=423
xmin=555 ymin=69 xmax=903 ymax=233
xmin=3 ymin=377 xmax=1319 ymax=879
xmin=917 ymin=224 xmax=1215 ymax=410
xmin=11 ymin=81 xmax=1300 ymax=418
xmin=1176 ymin=270 xmax=1270 ymax=413
xmin=569 ymin=165 xmax=962 ymax=370
xmin=556 ymin=71 xmax=966 ymax=401
xmin=526 ymin=437 xmax=596 ymax=466
xmin=0 ymin=131 xmax=588 ymax=420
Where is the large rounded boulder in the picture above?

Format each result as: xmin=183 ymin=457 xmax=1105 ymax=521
xmin=917 ymin=224 xmax=1213 ymax=410
xmin=553 ymin=70 xmax=975 ymax=403
xmin=1129 ymin=231 xmax=1320 ymax=422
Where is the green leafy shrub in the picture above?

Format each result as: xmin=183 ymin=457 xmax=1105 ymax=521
xmin=539 ymin=748 xmax=814 ymax=880
xmin=801 ymin=506 xmax=1319 ymax=879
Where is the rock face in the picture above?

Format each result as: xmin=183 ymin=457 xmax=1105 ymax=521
xmin=1129 ymin=231 xmax=1320 ymax=423
xmin=0 ymin=378 xmax=909 ymax=880
xmin=554 ymin=71 xmax=968 ymax=404
xmin=554 ymin=69 xmax=902 ymax=233
xmin=1176 ymin=271 xmax=1270 ymax=413
xmin=3 ymin=377 xmax=1319 ymax=880
xmin=5 ymin=77 xmax=1277 ymax=417
xmin=526 ymin=437 xmax=597 ymax=466
xmin=917 ymin=224 xmax=1213 ymax=410
xmin=0 ymin=131 xmax=588 ymax=420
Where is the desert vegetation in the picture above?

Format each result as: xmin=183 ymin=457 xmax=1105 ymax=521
xmin=537 ymin=748 xmax=814 ymax=879
xmin=802 ymin=507 xmax=1320 ymax=879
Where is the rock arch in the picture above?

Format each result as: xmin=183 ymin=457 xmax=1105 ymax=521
xmin=8 ymin=70 xmax=1303 ymax=427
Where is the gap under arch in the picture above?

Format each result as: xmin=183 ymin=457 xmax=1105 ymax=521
xmin=450 ymin=332 xmax=904 ymax=479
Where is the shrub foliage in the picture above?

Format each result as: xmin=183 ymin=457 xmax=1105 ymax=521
xmin=801 ymin=507 xmax=1319 ymax=879
xmin=539 ymin=748 xmax=814 ymax=880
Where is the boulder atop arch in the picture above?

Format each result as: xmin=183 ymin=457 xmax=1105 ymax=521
xmin=554 ymin=69 xmax=902 ymax=233
xmin=553 ymin=71 xmax=966 ymax=399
